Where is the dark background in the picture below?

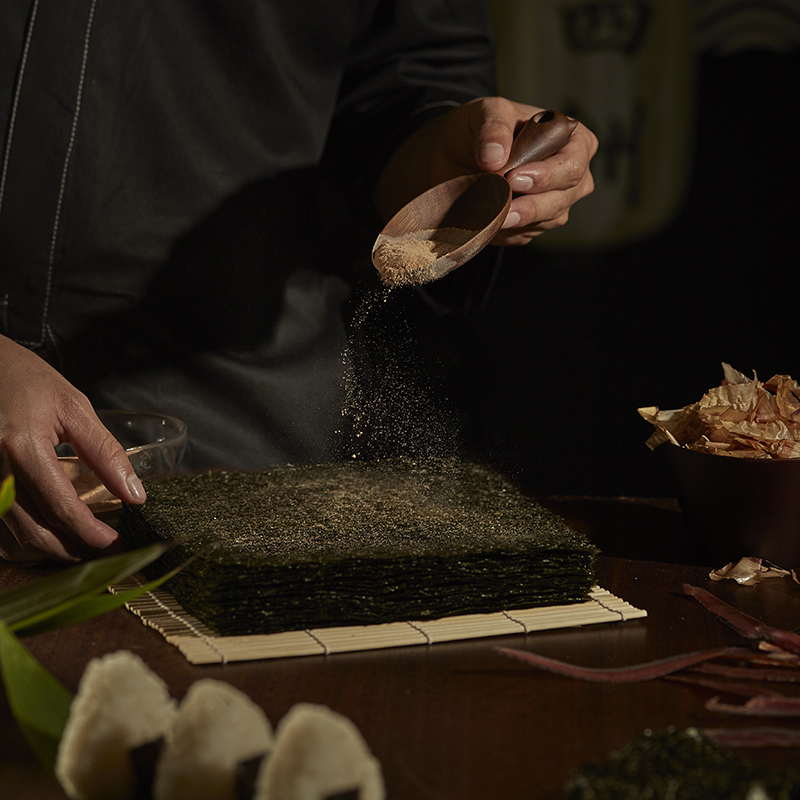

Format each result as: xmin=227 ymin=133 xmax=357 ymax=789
xmin=443 ymin=48 xmax=799 ymax=498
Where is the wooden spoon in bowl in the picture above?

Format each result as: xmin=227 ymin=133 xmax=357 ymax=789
xmin=371 ymin=110 xmax=579 ymax=286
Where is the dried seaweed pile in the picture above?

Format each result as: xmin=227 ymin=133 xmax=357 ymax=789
xmin=564 ymin=728 xmax=800 ymax=799
xmin=119 ymin=458 xmax=597 ymax=636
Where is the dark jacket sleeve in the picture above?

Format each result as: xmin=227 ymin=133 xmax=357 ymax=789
xmin=322 ymin=0 xmax=498 ymax=214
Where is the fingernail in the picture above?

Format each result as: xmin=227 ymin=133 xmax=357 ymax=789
xmin=504 ymin=211 xmax=521 ymax=228
xmin=509 ymin=175 xmax=533 ymax=192
xmin=126 ymin=473 xmax=146 ymax=502
xmin=479 ymin=142 xmax=505 ymax=166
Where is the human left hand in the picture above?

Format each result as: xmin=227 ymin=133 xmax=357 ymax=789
xmin=374 ymin=96 xmax=598 ymax=246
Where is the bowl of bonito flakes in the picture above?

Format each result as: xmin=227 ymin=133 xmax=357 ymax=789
xmin=639 ymin=363 xmax=800 ymax=567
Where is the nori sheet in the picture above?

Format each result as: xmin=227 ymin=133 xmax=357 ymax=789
xmin=119 ymin=458 xmax=598 ymax=636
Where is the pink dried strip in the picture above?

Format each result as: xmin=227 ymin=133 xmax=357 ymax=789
xmin=756 ymin=641 xmax=800 ymax=662
xmin=706 ymin=694 xmax=800 ymax=717
xmin=712 ymin=646 xmax=800 ymax=664
xmin=703 ymin=727 xmax=800 ymax=747
xmin=665 ymin=673 xmax=782 ymax=697
xmin=494 ymin=646 xmax=733 ymax=683
xmin=691 ymin=661 xmax=800 ymax=682
xmin=682 ymin=584 xmax=800 ymax=655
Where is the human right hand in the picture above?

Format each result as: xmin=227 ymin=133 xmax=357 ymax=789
xmin=0 ymin=335 xmax=146 ymax=562
xmin=374 ymin=96 xmax=597 ymax=246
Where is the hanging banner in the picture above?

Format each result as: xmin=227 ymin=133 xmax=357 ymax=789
xmin=489 ymin=0 xmax=695 ymax=248
xmin=490 ymin=0 xmax=800 ymax=249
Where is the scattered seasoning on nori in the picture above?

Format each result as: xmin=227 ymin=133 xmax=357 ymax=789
xmin=563 ymin=728 xmax=800 ymax=799
xmin=120 ymin=458 xmax=597 ymax=636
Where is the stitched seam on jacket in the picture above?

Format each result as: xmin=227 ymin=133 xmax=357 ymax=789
xmin=38 ymin=0 xmax=98 ymax=346
xmin=0 ymin=0 xmax=40 ymax=221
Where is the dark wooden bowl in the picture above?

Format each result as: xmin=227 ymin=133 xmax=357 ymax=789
xmin=664 ymin=443 xmax=800 ymax=568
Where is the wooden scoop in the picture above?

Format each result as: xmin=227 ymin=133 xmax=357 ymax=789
xmin=371 ymin=110 xmax=579 ymax=286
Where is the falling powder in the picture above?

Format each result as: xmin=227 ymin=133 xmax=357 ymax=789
xmin=337 ymin=285 xmax=463 ymax=463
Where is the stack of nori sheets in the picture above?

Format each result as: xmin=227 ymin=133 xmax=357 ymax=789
xmin=118 ymin=458 xmax=598 ymax=636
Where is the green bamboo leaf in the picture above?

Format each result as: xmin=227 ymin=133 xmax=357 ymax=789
xmin=0 ymin=473 xmax=14 ymax=518
xmin=0 ymin=542 xmax=171 ymax=629
xmin=0 ymin=623 xmax=73 ymax=775
xmin=11 ymin=560 xmax=186 ymax=637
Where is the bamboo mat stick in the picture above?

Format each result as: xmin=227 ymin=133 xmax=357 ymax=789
xmin=109 ymin=577 xmax=646 ymax=665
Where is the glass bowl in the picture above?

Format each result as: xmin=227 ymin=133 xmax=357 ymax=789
xmin=57 ymin=410 xmax=187 ymax=513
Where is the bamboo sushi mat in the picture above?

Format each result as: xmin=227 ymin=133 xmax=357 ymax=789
xmin=109 ymin=576 xmax=647 ymax=665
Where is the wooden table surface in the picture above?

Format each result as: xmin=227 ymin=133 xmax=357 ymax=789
xmin=1 ymin=498 xmax=799 ymax=799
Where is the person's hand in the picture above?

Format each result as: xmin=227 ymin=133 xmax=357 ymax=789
xmin=374 ymin=96 xmax=598 ymax=246
xmin=0 ymin=336 xmax=146 ymax=562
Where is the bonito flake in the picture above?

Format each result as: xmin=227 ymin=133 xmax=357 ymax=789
xmin=638 ymin=363 xmax=800 ymax=458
